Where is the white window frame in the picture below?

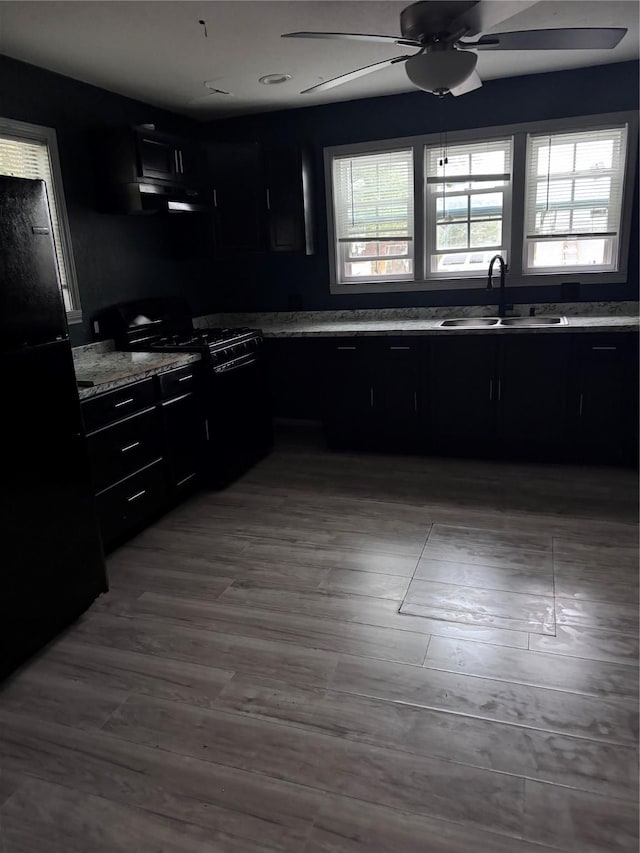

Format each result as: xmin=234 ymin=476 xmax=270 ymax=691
xmin=424 ymin=136 xmax=513 ymax=281
xmin=0 ymin=117 xmax=82 ymax=323
xmin=325 ymin=111 xmax=638 ymax=295
xmin=332 ymin=145 xmax=415 ymax=285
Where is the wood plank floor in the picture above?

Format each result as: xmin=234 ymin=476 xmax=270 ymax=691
xmin=1 ymin=427 xmax=638 ymax=852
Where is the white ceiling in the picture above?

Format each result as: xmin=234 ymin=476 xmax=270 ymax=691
xmin=0 ymin=1 xmax=637 ymax=121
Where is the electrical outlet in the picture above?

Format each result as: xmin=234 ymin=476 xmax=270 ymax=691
xmin=93 ymin=320 xmax=100 ymax=335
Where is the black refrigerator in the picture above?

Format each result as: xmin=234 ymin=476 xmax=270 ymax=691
xmin=1 ymin=175 xmax=108 ymax=680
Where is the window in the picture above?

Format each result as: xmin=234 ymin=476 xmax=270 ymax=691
xmin=0 ymin=118 xmax=81 ymax=321
xmin=331 ymin=148 xmax=414 ymax=284
xmin=324 ymin=111 xmax=637 ymax=294
xmin=426 ymin=137 xmax=512 ymax=278
xmin=524 ymin=125 xmax=628 ymax=274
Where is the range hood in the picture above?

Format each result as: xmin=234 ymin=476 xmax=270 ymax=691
xmin=110 ymin=181 xmax=209 ymax=214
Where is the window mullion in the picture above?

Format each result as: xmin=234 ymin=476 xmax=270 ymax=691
xmin=509 ymin=131 xmax=527 ymax=279
xmin=413 ymin=142 xmax=425 ymax=282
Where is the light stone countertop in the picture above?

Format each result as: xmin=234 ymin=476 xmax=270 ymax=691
xmin=73 ymin=300 xmax=638 ymax=399
xmin=195 ymin=305 xmax=638 ymax=338
xmin=73 ymin=342 xmax=201 ymax=400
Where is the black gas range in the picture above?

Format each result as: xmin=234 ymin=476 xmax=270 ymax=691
xmin=96 ymin=297 xmax=273 ymax=486
xmin=97 ymin=297 xmax=264 ymax=372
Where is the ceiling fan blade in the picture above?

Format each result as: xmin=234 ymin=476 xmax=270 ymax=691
xmin=300 ymin=56 xmax=411 ymax=94
xmin=469 ymin=28 xmax=628 ymax=50
xmin=451 ymin=70 xmax=483 ymax=96
xmin=447 ymin=1 xmax=539 ymax=37
xmin=282 ymin=31 xmax=423 ymax=48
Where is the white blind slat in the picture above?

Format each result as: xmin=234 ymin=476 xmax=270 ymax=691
xmin=0 ymin=134 xmax=69 ymax=295
xmin=332 ymin=149 xmax=414 ymax=242
xmin=525 ymin=126 xmax=627 ymax=239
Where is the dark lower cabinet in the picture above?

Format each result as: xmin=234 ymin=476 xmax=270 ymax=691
xmin=159 ymin=391 xmax=206 ymax=493
xmin=429 ymin=337 xmax=498 ymax=456
xmin=267 ymin=338 xmax=325 ymax=420
xmin=499 ymin=336 xmax=569 ymax=460
xmin=375 ymin=342 xmax=425 ymax=450
xmin=323 ymin=339 xmax=426 ymax=451
xmin=324 ymin=341 xmax=376 ymax=448
xmin=82 ymin=365 xmax=206 ymax=551
xmin=95 ymin=460 xmax=168 ymax=547
xmin=313 ymin=331 xmax=637 ymax=467
xmin=569 ymin=333 xmax=639 ymax=465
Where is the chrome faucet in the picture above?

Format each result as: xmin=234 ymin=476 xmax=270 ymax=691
xmin=487 ymin=254 xmax=510 ymax=318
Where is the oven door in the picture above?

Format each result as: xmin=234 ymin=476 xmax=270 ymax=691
xmin=205 ymin=352 xmax=273 ymax=486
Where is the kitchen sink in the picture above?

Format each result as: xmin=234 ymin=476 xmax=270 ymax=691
xmin=439 ymin=315 xmax=567 ymax=328
xmin=499 ymin=316 xmax=567 ymax=327
xmin=440 ymin=317 xmax=500 ymax=327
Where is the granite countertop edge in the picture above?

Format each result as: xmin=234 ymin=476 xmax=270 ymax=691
xmin=255 ymin=316 xmax=639 ymax=338
xmin=75 ymin=352 xmax=201 ymax=400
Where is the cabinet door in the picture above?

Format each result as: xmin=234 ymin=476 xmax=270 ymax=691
xmin=173 ymin=141 xmax=202 ymax=189
xmin=499 ymin=336 xmax=569 ymax=460
xmin=323 ymin=341 xmax=376 ymax=448
xmin=571 ymin=333 xmax=636 ymax=465
xmin=264 ymin=145 xmax=314 ymax=254
xmin=159 ymin=392 xmax=206 ymax=492
xmin=207 ymin=143 xmax=266 ymax=250
xmin=429 ymin=337 xmax=498 ymax=456
xmin=376 ymin=340 xmax=426 ymax=452
xmin=136 ymin=132 xmax=178 ymax=183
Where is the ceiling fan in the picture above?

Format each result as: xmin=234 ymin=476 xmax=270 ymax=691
xmin=282 ymin=0 xmax=627 ymax=98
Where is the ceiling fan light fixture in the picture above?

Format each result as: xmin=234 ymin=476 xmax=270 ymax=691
xmin=405 ymin=47 xmax=477 ymax=95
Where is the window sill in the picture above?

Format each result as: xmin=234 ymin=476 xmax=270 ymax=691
xmin=330 ymin=270 xmax=628 ymax=295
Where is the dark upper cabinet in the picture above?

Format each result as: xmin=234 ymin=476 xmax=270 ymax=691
xmin=498 ymin=336 xmax=569 ymax=460
xmin=98 ymin=127 xmax=205 ymax=213
xmin=429 ymin=336 xmax=499 ymax=456
xmin=568 ymin=333 xmax=638 ymax=465
xmin=206 ymin=142 xmax=266 ymax=251
xmin=264 ymin=144 xmax=315 ymax=254
xmin=134 ymin=129 xmax=201 ymax=186
xmin=205 ymin=141 xmax=315 ymax=253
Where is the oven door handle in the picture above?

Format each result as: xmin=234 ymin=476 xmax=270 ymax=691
xmin=213 ymin=355 xmax=260 ymax=374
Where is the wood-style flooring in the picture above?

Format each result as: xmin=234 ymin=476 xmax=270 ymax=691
xmin=1 ymin=427 xmax=638 ymax=852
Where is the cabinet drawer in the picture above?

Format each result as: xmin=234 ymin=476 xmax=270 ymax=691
xmin=82 ymin=378 xmax=155 ymax=433
xmin=157 ymin=364 xmax=198 ymax=400
xmin=88 ymin=407 xmax=162 ymax=492
xmin=96 ymin=460 xmax=167 ymax=548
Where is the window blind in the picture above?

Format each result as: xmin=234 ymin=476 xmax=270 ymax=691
xmin=0 ymin=134 xmax=70 ymax=308
xmin=332 ymin=148 xmax=414 ymax=244
xmin=425 ymin=137 xmax=513 ymax=276
xmin=524 ymin=125 xmax=627 ymax=272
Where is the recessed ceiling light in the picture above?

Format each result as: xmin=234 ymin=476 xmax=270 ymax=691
xmin=259 ymin=73 xmax=292 ymax=85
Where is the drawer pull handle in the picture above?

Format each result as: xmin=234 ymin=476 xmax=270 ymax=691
xmin=120 ymin=441 xmax=141 ymax=453
xmin=114 ymin=398 xmax=134 ymax=408
xmin=592 ymin=346 xmax=617 ymax=351
xmin=178 ymin=375 xmax=193 ymax=382
xmin=337 ymin=346 xmax=356 ymax=350
xmin=127 ymin=489 xmax=147 ymax=503
xmin=390 ymin=346 xmax=410 ymax=350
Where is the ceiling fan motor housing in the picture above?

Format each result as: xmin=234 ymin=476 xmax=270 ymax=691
xmin=400 ymin=0 xmax=478 ymax=41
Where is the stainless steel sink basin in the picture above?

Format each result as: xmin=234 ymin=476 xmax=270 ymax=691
xmin=440 ymin=317 xmax=500 ymax=327
xmin=499 ymin=316 xmax=567 ymax=327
